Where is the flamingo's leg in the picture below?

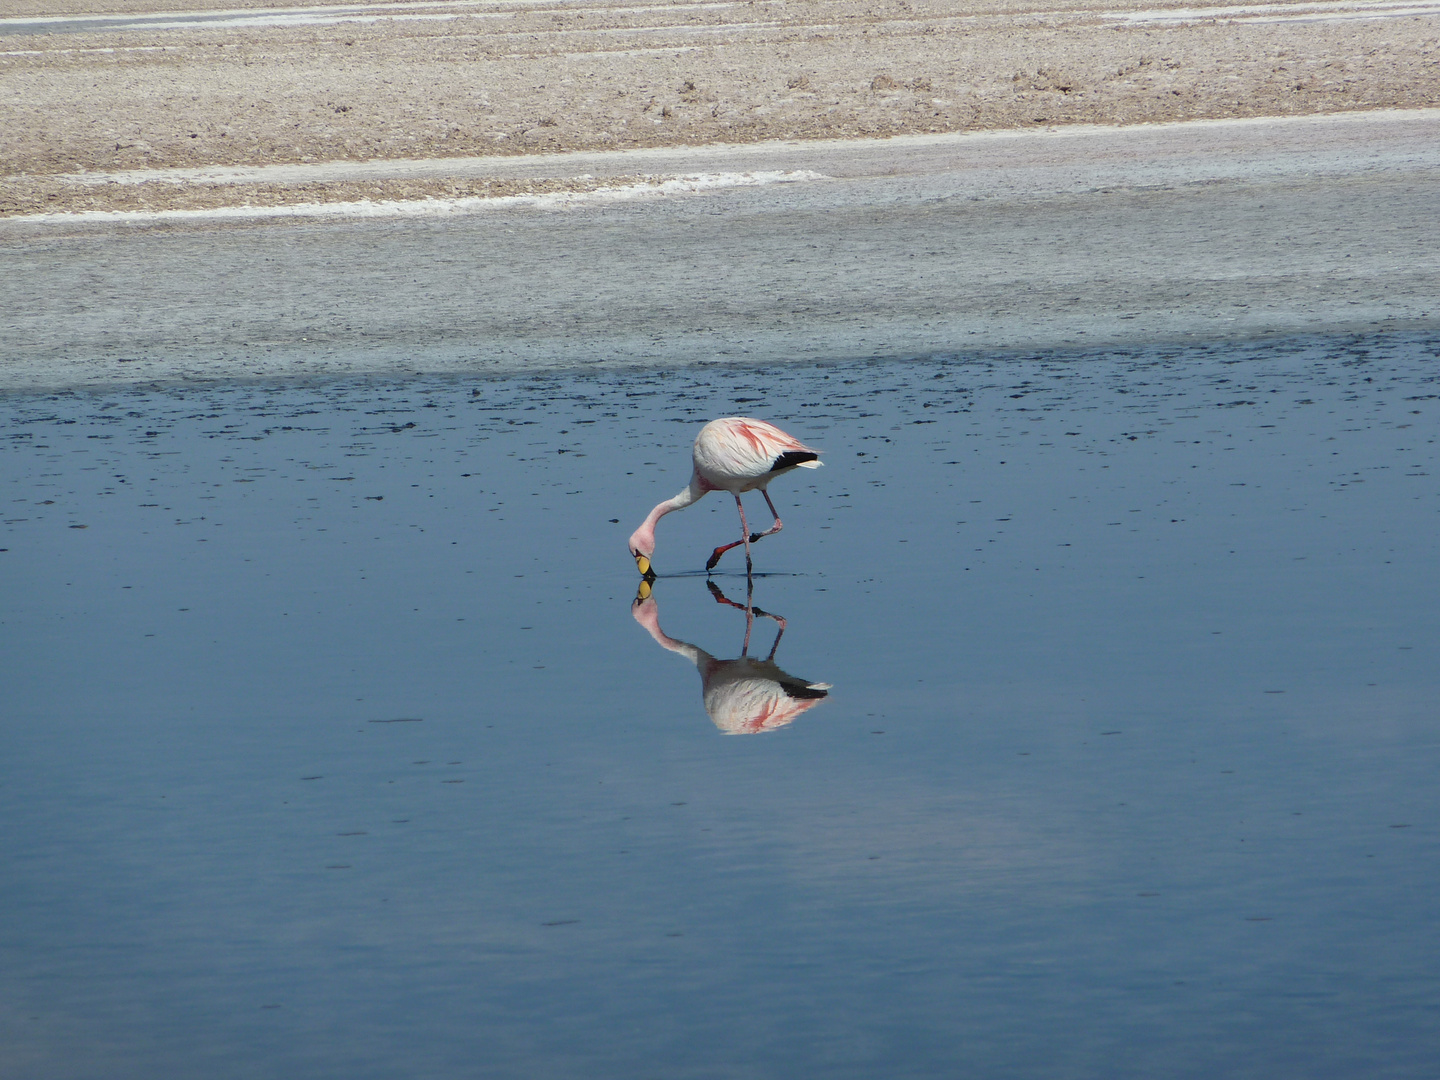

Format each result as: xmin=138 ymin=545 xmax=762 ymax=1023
xmin=705 ymin=493 xmax=754 ymax=572
xmin=706 ymin=537 xmax=745 ymax=571
xmin=745 ymin=489 xmax=785 ymax=544
xmin=738 ymin=495 xmax=754 ymax=575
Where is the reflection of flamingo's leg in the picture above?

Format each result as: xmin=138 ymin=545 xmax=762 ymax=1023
xmin=755 ymin=608 xmax=787 ymax=632
xmin=706 ymin=578 xmax=747 ymax=611
xmin=705 ymin=494 xmax=754 ymax=573
xmin=706 ymin=577 xmax=754 ymax=652
xmin=765 ymin=621 xmax=786 ymax=662
xmin=740 ymin=573 xmax=756 ymax=654
xmin=707 ymin=580 xmax=787 ymax=659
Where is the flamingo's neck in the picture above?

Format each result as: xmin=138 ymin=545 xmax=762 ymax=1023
xmin=653 ymin=479 xmax=703 ymax=521
xmin=630 ymin=476 xmax=705 ymax=556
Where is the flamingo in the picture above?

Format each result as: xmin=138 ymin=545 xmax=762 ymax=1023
xmin=632 ymin=580 xmax=831 ymax=735
xmin=628 ymin=417 xmax=822 ymax=577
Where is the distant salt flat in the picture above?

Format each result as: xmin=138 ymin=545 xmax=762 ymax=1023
xmin=15 ymin=170 xmax=828 ymax=224
xmin=1106 ymin=0 xmax=1440 ymax=22
xmin=4 ymin=0 xmax=1437 ymax=34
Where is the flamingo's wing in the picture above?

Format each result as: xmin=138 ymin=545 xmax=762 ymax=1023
xmin=695 ymin=418 xmax=821 ymax=484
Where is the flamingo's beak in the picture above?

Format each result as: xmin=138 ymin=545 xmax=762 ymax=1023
xmin=634 ymin=553 xmax=654 ymax=579
xmin=635 ymin=578 xmax=653 ymax=602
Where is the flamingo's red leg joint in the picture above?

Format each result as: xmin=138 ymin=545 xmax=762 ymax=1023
xmin=707 ymin=539 xmax=746 ymax=572
xmin=747 ymin=491 xmax=785 ymax=544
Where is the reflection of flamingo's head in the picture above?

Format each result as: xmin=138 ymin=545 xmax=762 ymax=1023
xmin=702 ymin=661 xmax=831 ymax=735
xmin=631 ymin=590 xmax=659 ymax=631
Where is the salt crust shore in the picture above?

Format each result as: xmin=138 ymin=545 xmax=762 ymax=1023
xmin=3 ymin=109 xmax=1435 ymax=223
xmin=2 ymin=109 xmax=1437 ymax=390
xmin=2 ymin=0 xmax=1437 ymax=388
xmin=6 ymin=169 xmax=827 ymax=223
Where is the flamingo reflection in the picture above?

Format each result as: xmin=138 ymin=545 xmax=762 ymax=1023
xmin=632 ymin=580 xmax=832 ymax=735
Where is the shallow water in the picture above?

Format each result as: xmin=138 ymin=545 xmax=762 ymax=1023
xmin=3 ymin=332 xmax=1438 ymax=1079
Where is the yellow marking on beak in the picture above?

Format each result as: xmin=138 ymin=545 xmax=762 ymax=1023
xmin=636 ymin=579 xmax=653 ymax=601
xmin=635 ymin=554 xmax=651 ymax=576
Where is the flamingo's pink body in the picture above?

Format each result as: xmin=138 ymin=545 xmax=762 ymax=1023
xmin=628 ymin=417 xmax=822 ymax=574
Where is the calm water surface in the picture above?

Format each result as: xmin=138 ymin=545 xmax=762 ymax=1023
xmin=3 ymin=334 xmax=1438 ymax=1078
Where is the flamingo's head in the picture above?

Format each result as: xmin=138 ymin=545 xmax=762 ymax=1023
xmin=628 ymin=525 xmax=657 ymax=579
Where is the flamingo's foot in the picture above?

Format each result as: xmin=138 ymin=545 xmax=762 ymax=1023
xmin=705 ymin=548 xmax=725 ymax=572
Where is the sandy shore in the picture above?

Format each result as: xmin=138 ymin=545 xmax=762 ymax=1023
xmin=3 ymin=110 xmax=1437 ymax=388
xmin=3 ymin=0 xmax=1439 ymax=216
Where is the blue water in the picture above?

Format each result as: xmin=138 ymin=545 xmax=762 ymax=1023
xmin=3 ymin=333 xmax=1438 ymax=1078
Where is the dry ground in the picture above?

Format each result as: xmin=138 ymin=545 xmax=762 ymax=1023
xmin=2 ymin=0 xmax=1438 ymax=214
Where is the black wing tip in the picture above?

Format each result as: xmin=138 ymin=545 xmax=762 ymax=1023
xmin=781 ymin=682 xmax=830 ymax=700
xmin=771 ymin=450 xmax=820 ymax=472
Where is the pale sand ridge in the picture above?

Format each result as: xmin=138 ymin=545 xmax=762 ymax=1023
xmin=3 ymin=0 xmax=1438 ymax=215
